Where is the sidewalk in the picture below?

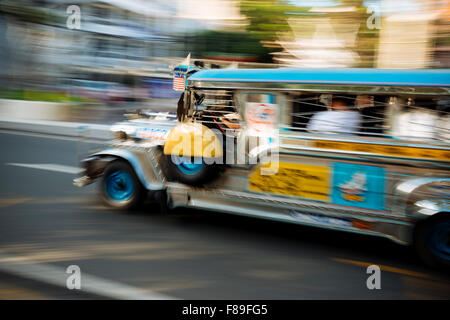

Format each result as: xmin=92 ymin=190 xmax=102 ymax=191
xmin=0 ymin=98 xmax=177 ymax=140
xmin=0 ymin=118 xmax=113 ymax=140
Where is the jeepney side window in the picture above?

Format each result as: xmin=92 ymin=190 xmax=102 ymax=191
xmin=291 ymin=94 xmax=328 ymax=131
xmin=193 ymin=90 xmax=238 ymax=127
xmin=387 ymin=96 xmax=449 ymax=142
xmin=358 ymin=95 xmax=386 ymax=137
xmin=291 ymin=94 xmax=364 ymax=135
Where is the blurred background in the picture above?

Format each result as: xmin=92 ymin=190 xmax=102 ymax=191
xmin=0 ymin=0 xmax=449 ymax=122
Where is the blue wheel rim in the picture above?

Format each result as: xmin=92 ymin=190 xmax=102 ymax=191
xmin=427 ymin=220 xmax=450 ymax=261
xmin=173 ymin=156 xmax=204 ymax=175
xmin=104 ymin=170 xmax=134 ymax=202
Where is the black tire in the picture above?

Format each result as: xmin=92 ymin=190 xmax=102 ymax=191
xmin=100 ymin=160 xmax=145 ymax=210
xmin=414 ymin=214 xmax=450 ymax=269
xmin=165 ymin=154 xmax=219 ymax=186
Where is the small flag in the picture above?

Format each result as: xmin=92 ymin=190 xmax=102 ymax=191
xmin=173 ymin=53 xmax=191 ymax=91
xmin=173 ymin=73 xmax=186 ymax=91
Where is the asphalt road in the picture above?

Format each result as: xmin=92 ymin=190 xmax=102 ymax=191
xmin=0 ymin=131 xmax=449 ymax=299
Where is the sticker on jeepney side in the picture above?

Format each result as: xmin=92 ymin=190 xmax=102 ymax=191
xmin=248 ymin=162 xmax=330 ymax=202
xmin=245 ymin=102 xmax=278 ymax=133
xmin=289 ymin=211 xmax=352 ymax=228
xmin=135 ymin=127 xmax=169 ymax=141
xmin=331 ymin=162 xmax=386 ymax=211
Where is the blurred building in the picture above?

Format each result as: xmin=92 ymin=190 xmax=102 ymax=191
xmin=176 ymin=0 xmax=245 ymax=30
xmin=1 ymin=0 xmax=449 ymax=96
xmin=47 ymin=0 xmax=180 ymax=81
xmin=0 ymin=0 xmax=250 ymax=89
xmin=375 ymin=0 xmax=449 ymax=68
xmin=431 ymin=0 xmax=450 ymax=67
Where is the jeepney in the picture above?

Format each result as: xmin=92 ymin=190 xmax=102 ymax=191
xmin=74 ymin=67 xmax=450 ymax=268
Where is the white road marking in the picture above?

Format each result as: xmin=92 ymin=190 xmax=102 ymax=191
xmin=6 ymin=163 xmax=83 ymax=174
xmin=0 ymin=251 xmax=177 ymax=300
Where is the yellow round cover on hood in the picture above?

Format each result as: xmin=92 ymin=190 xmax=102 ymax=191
xmin=163 ymin=122 xmax=223 ymax=158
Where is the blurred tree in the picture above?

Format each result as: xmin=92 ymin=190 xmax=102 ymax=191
xmin=185 ymin=30 xmax=273 ymax=63
xmin=183 ymin=0 xmax=308 ymax=63
xmin=239 ymin=0 xmax=379 ymax=67
xmin=240 ymin=0 xmax=296 ymax=40
xmin=239 ymin=0 xmax=313 ymax=63
xmin=340 ymin=0 xmax=379 ymax=67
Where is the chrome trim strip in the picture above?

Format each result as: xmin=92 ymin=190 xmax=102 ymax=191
xmin=166 ymin=184 xmax=412 ymax=245
xmin=188 ymin=81 xmax=450 ymax=96
xmin=167 ymin=183 xmax=413 ymax=223
xmin=279 ymin=133 xmax=450 ymax=150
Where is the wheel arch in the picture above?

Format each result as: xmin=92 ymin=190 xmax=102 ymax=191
xmin=394 ymin=178 xmax=450 ymax=220
xmin=89 ymin=149 xmax=165 ymax=191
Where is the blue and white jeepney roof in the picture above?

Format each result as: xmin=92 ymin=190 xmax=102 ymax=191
xmin=188 ymin=68 xmax=450 ymax=87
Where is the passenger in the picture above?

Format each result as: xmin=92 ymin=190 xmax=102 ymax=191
xmin=307 ymin=97 xmax=361 ymax=135
xmin=391 ymin=106 xmax=438 ymax=140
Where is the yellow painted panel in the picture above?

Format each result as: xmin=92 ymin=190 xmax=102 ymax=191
xmin=249 ymin=162 xmax=330 ymax=201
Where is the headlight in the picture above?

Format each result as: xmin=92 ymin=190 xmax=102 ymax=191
xmin=115 ymin=130 xmax=127 ymax=140
xmin=111 ymin=124 xmax=135 ymax=140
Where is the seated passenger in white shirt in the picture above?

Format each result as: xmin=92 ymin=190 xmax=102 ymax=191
xmin=307 ymin=98 xmax=361 ymax=135
xmin=391 ymin=107 xmax=439 ymax=141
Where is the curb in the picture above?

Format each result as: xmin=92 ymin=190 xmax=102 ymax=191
xmin=0 ymin=118 xmax=113 ymax=140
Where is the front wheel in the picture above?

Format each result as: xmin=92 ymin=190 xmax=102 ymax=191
xmin=415 ymin=215 xmax=450 ymax=269
xmin=100 ymin=160 xmax=145 ymax=210
xmin=165 ymin=155 xmax=219 ymax=186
